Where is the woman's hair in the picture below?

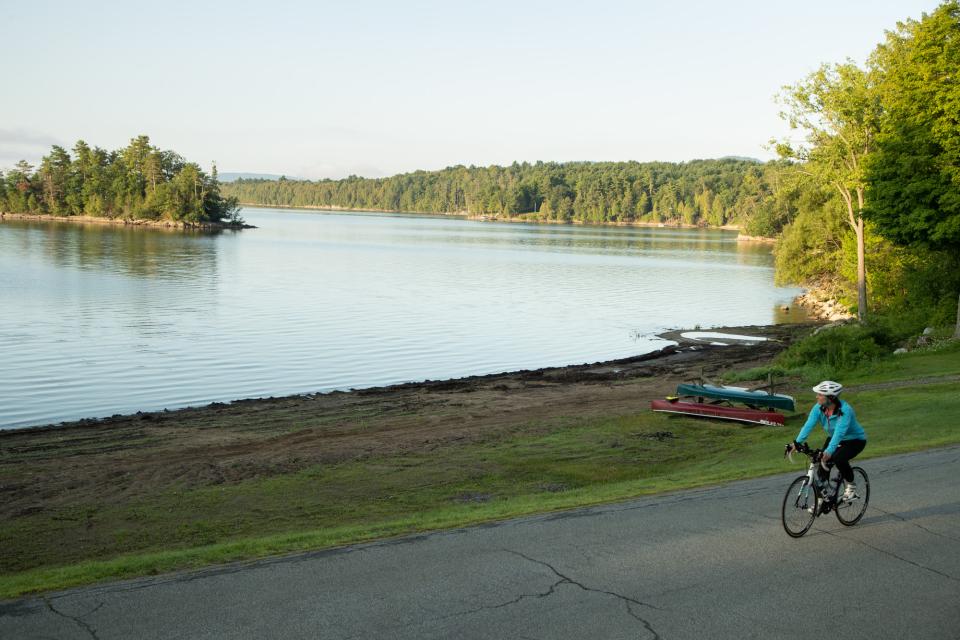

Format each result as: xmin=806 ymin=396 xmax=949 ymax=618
xmin=826 ymin=395 xmax=843 ymax=414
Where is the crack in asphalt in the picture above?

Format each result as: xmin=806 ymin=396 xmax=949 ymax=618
xmin=506 ymin=549 xmax=663 ymax=640
xmin=405 ymin=547 xmax=664 ymax=638
xmin=441 ymin=578 xmax=565 ymax=621
xmin=871 ymin=506 xmax=960 ymax=542
xmin=336 ymin=574 xmax=566 ymax=640
xmin=43 ymin=598 xmax=102 ymax=640
xmin=817 ymin=529 xmax=958 ymax=583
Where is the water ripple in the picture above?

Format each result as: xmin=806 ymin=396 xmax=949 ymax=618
xmin=0 ymin=209 xmax=804 ymax=428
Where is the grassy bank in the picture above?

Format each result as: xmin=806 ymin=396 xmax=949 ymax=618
xmin=2 ymin=340 xmax=958 ymax=598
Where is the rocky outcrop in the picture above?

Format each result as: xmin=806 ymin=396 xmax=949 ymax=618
xmin=794 ymin=287 xmax=855 ymax=322
xmin=736 ymin=233 xmax=777 ymax=244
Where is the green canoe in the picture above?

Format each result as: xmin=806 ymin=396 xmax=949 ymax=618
xmin=676 ymin=383 xmax=796 ymax=412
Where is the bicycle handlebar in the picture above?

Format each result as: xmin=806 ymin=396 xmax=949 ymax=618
xmin=784 ymin=441 xmax=821 ymax=464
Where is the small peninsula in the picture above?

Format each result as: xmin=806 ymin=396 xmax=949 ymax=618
xmin=0 ymin=135 xmax=245 ymax=229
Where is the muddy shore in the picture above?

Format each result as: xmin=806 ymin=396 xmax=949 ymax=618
xmin=0 ymin=323 xmax=811 ymax=522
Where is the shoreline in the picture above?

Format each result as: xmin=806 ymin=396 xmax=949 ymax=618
xmin=735 ymin=233 xmax=778 ymax=243
xmin=238 ymin=201 xmax=469 ymax=218
xmin=792 ymin=282 xmax=857 ymax=322
xmin=0 ymin=321 xmax=821 ymax=590
xmin=0 ymin=211 xmax=255 ymax=231
xmin=237 ymin=201 xmax=748 ymax=233
xmin=1 ymin=323 xmax=811 ymax=435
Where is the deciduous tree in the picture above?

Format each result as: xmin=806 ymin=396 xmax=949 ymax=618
xmin=776 ymin=63 xmax=882 ymax=321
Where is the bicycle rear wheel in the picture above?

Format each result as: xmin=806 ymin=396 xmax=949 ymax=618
xmin=782 ymin=476 xmax=818 ymax=537
xmin=835 ymin=467 xmax=869 ymax=526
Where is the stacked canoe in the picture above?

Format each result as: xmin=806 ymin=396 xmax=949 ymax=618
xmin=650 ymin=383 xmax=794 ymax=426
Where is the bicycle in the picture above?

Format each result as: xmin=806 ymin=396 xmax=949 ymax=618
xmin=781 ymin=442 xmax=870 ymax=538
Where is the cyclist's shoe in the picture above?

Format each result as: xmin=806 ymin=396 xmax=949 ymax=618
xmin=806 ymin=500 xmax=829 ymax=516
xmin=842 ymin=482 xmax=858 ymax=501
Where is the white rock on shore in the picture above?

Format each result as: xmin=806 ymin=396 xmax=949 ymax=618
xmin=794 ymin=289 xmax=855 ymax=322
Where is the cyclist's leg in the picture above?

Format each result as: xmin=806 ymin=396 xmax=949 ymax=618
xmin=832 ymin=439 xmax=866 ymax=482
xmin=819 ymin=437 xmax=832 ymax=480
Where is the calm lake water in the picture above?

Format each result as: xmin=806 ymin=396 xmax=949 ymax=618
xmin=0 ymin=207 xmax=804 ymax=429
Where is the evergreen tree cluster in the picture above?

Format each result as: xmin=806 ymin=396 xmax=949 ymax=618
xmin=221 ymin=159 xmax=799 ymax=236
xmin=0 ymin=136 xmax=241 ymax=224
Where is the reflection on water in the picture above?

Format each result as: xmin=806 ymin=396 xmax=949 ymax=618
xmin=3 ymin=219 xmax=221 ymax=280
xmin=0 ymin=209 xmax=805 ymax=429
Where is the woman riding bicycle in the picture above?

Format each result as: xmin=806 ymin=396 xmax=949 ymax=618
xmin=787 ymin=380 xmax=867 ymax=502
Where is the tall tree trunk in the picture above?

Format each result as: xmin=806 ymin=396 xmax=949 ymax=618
xmin=855 ymin=188 xmax=867 ymax=322
xmin=955 ymin=291 xmax=960 ymax=339
xmin=840 ymin=185 xmax=868 ymax=322
xmin=855 ymin=217 xmax=867 ymax=322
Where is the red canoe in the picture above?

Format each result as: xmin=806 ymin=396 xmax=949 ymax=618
xmin=650 ymin=398 xmax=785 ymax=426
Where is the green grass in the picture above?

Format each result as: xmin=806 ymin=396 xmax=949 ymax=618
xmin=844 ymin=339 xmax=960 ymax=383
xmin=2 ymin=342 xmax=959 ymax=599
xmin=724 ymin=326 xmax=960 ymax=386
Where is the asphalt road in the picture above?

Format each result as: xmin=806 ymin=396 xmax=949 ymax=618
xmin=3 ymin=446 xmax=959 ymax=640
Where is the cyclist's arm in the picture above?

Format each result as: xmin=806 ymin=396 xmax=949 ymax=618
xmin=825 ymin=410 xmax=852 ymax=455
xmin=795 ymin=406 xmax=820 ymax=444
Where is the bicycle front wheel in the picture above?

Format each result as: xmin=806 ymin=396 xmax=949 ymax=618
xmin=835 ymin=467 xmax=870 ymax=526
xmin=782 ymin=476 xmax=818 ymax=537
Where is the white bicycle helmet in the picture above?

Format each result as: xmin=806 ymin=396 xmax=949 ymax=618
xmin=812 ymin=380 xmax=843 ymax=395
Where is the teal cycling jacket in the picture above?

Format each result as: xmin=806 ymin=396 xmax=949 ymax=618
xmin=795 ymin=400 xmax=867 ymax=455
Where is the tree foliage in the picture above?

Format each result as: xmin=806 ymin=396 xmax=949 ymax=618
xmin=1 ymin=136 xmax=241 ymax=224
xmin=866 ymin=1 xmax=960 ymax=247
xmin=864 ymin=1 xmax=960 ymax=335
xmin=221 ymin=159 xmax=802 ymax=234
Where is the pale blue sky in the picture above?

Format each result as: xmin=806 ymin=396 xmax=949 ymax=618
xmin=0 ymin=0 xmax=943 ymax=179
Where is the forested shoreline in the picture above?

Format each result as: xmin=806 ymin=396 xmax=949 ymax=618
xmin=221 ymin=159 xmax=797 ymax=238
xmin=0 ymin=136 xmax=243 ymax=226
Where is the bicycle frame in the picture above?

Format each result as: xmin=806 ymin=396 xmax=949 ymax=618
xmin=787 ymin=443 xmax=840 ymax=508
